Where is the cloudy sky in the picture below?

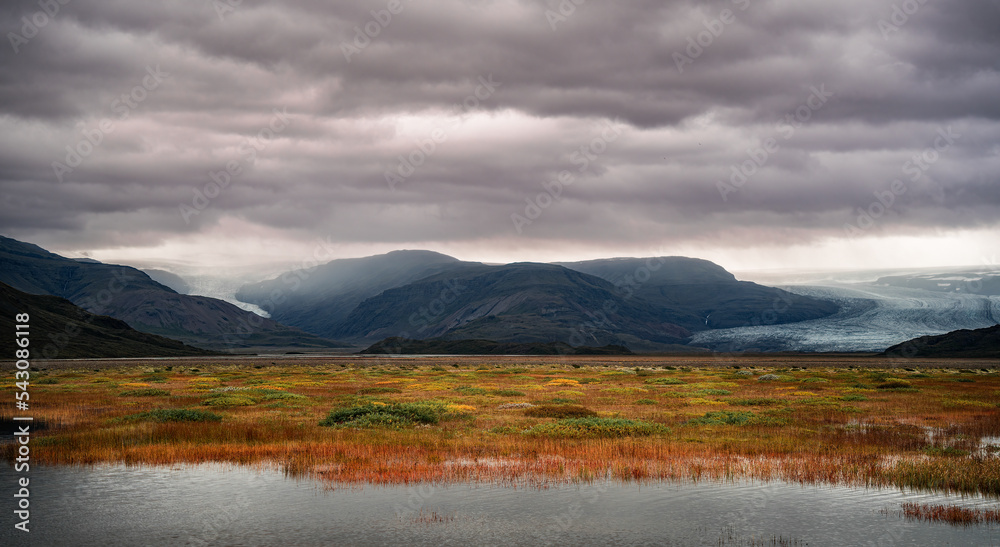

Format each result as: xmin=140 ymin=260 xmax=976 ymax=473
xmin=2 ymin=0 xmax=998 ymax=277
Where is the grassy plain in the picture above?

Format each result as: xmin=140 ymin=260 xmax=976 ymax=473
xmin=3 ymin=355 xmax=999 ymax=496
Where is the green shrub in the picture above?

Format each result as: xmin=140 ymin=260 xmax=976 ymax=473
xmin=876 ymin=380 xmax=911 ymax=390
xmin=524 ymin=417 xmax=667 ymax=438
xmin=730 ymin=398 xmax=783 ymax=406
xmin=455 ymin=386 xmax=488 ymax=395
xmin=260 ymin=392 xmax=306 ymax=401
xmin=686 ymin=411 xmax=755 ymax=426
xmin=841 ymin=394 xmax=868 ymax=402
xmin=490 ymin=389 xmax=526 ymax=397
xmin=635 ymin=399 xmax=657 ymax=405
xmin=35 ymin=378 xmax=58 ymax=385
xmin=119 ymin=388 xmax=170 ymax=397
xmin=126 ymin=409 xmax=222 ymax=423
xmin=204 ymin=395 xmax=256 ymax=406
xmin=357 ymin=386 xmax=403 ymax=395
xmin=644 ymin=378 xmax=685 ymax=385
xmin=694 ymin=389 xmax=732 ymax=396
xmin=524 ymin=404 xmax=597 ymax=419
xmin=320 ymin=402 xmax=446 ymax=428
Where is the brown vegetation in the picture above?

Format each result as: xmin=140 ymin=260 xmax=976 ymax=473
xmin=3 ymin=356 xmax=998 ymax=495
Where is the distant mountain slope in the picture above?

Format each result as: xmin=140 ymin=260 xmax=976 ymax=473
xmin=559 ymin=257 xmax=839 ymax=330
xmin=0 ymin=282 xmax=216 ymax=359
xmin=876 ymin=271 xmax=1000 ymax=296
xmin=142 ymin=269 xmax=191 ymax=294
xmin=0 ymin=236 xmax=343 ymax=351
xmin=236 ymin=250 xmax=473 ymax=338
xmin=359 ymin=337 xmax=633 ymax=355
xmin=883 ymin=324 xmax=1000 ymax=358
xmin=334 ymin=262 xmax=691 ymax=347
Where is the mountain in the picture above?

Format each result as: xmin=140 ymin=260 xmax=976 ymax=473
xmin=332 ymin=262 xmax=692 ymax=348
xmin=0 ymin=236 xmax=344 ymax=351
xmin=359 ymin=337 xmax=633 ymax=355
xmin=142 ymin=269 xmax=191 ymax=294
xmin=235 ymin=250 xmax=472 ymax=338
xmin=235 ymin=251 xmax=840 ymax=350
xmin=0 ymin=282 xmax=217 ymax=359
xmin=883 ymin=324 xmax=1000 ymax=358
xmin=558 ymin=257 xmax=839 ymax=330
xmin=876 ymin=270 xmax=1000 ymax=296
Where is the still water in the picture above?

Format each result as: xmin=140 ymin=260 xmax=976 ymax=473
xmin=2 ymin=463 xmax=998 ymax=546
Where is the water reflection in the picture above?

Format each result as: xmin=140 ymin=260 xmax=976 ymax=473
xmin=1 ymin=463 xmax=997 ymax=546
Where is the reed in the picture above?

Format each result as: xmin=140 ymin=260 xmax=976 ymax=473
xmin=3 ymin=360 xmax=998 ymax=495
xmin=900 ymin=502 xmax=1000 ymax=525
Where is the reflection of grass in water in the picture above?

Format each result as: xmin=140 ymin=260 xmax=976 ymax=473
xmin=901 ymin=502 xmax=1000 ymax=526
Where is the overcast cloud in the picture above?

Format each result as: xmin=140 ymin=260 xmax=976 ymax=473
xmin=1 ymin=0 xmax=998 ymax=274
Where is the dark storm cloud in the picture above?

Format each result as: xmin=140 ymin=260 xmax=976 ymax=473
xmin=0 ymin=0 xmax=998 ymax=256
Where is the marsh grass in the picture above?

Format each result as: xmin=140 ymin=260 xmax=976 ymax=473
xmin=522 ymin=404 xmax=596 ymax=419
xmin=524 ymin=417 xmax=667 ymax=438
xmin=118 ymin=388 xmax=170 ymax=397
xmin=901 ymin=502 xmax=1000 ymax=526
xmin=6 ymin=360 xmax=1000 ymax=495
xmin=319 ymin=402 xmax=446 ymax=428
xmin=124 ymin=409 xmax=222 ymax=423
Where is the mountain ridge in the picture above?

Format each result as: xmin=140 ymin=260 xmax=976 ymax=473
xmin=0 ymin=281 xmax=219 ymax=359
xmin=883 ymin=323 xmax=1000 ymax=358
xmin=0 ymin=235 xmax=344 ymax=351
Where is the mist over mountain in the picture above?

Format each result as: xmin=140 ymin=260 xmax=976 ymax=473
xmin=235 ymin=250 xmax=472 ymax=338
xmin=142 ymin=269 xmax=191 ymax=295
xmin=0 ymin=236 xmax=343 ymax=351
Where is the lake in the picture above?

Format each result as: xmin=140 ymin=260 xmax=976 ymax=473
xmin=2 ymin=463 xmax=997 ymax=546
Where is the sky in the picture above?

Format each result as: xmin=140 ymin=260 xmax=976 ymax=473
xmin=1 ymin=0 xmax=999 ymax=278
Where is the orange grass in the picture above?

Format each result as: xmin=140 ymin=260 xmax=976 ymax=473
xmin=901 ymin=502 xmax=1000 ymax=526
xmin=3 ymin=358 xmax=999 ymax=495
